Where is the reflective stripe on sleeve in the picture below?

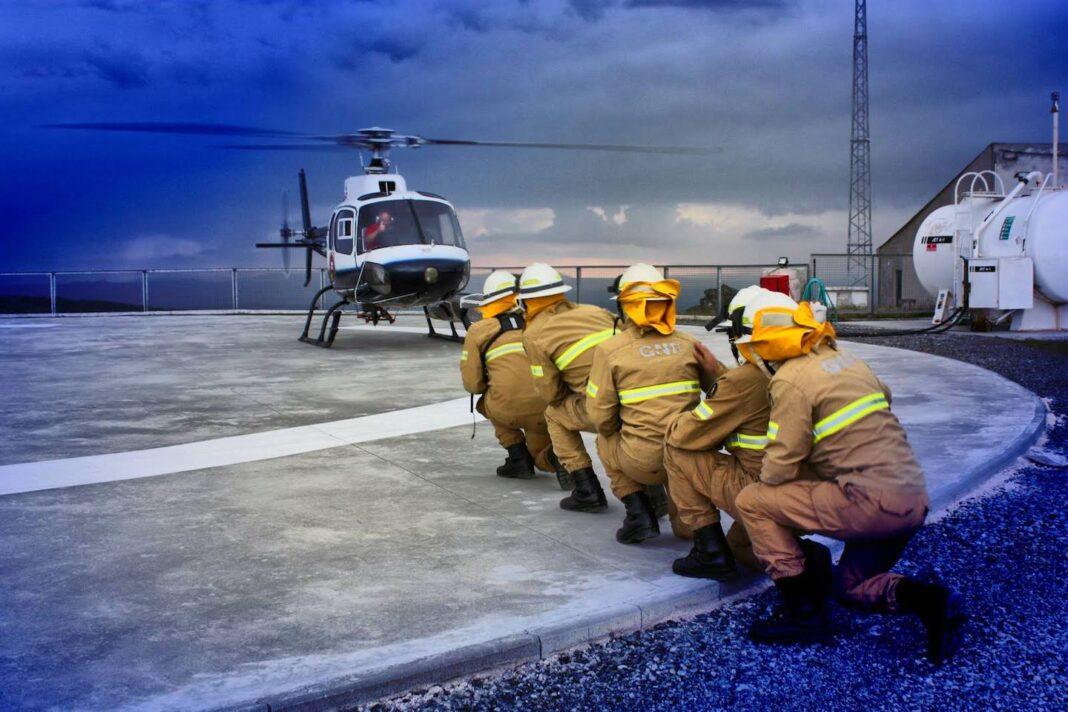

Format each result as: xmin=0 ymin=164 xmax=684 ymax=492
xmin=530 ymin=364 xmax=544 ymax=377
xmin=767 ymin=421 xmax=780 ymax=441
xmin=618 ymin=380 xmax=701 ymax=405
xmin=485 ymin=342 xmax=525 ymax=363
xmin=812 ymin=392 xmax=889 ymax=443
xmin=554 ymin=328 xmax=616 ymax=370
xmin=586 ymin=381 xmax=599 ymax=398
xmin=725 ymin=432 xmax=769 ymax=450
xmin=693 ymin=401 xmax=714 ymax=420
xmin=460 ymin=350 xmax=468 ymax=362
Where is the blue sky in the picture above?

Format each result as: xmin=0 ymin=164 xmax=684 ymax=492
xmin=1 ymin=0 xmax=1064 ymax=271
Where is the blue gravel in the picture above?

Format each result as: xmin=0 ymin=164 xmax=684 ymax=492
xmin=366 ymin=334 xmax=1068 ymax=711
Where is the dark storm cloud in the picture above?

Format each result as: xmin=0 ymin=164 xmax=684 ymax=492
xmin=0 ymin=0 xmax=1064 ymax=271
xmin=742 ymin=223 xmax=821 ymax=240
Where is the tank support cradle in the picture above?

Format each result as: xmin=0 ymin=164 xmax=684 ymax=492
xmin=424 ymin=306 xmax=464 ymax=343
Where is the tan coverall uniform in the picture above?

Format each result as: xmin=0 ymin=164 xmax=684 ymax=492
xmin=735 ymin=343 xmax=930 ymax=611
xmin=585 ymin=323 xmax=707 ymax=537
xmin=662 ymin=361 xmax=770 ymax=569
xmin=461 ymin=315 xmax=553 ymax=473
xmin=522 ymin=301 xmax=617 ymax=473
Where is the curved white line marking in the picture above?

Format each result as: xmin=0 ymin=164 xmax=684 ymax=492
xmin=0 ymin=397 xmax=482 ymax=497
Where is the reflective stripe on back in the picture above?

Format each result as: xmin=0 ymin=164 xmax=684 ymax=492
xmin=485 ymin=342 xmax=525 ymax=363
xmin=812 ymin=392 xmax=889 ymax=443
xmin=618 ymin=380 xmax=700 ymax=405
xmin=554 ymin=328 xmax=616 ymax=370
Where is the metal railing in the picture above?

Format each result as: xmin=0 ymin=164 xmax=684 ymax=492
xmin=809 ymin=253 xmax=933 ymax=313
xmin=1 ymin=264 xmax=815 ymax=316
xmin=1 ymin=258 xmax=933 ymax=316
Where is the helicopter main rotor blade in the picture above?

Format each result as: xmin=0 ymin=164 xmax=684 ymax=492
xmin=420 ymin=138 xmax=720 ymax=155
xmin=41 ymin=122 xmax=304 ymax=138
xmin=215 ymin=143 xmax=355 ymax=151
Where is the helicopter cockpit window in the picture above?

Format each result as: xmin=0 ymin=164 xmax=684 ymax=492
xmin=358 ymin=200 xmax=420 ymax=253
xmin=412 ymin=200 xmax=465 ymax=248
xmin=335 ymin=209 xmax=355 ymax=255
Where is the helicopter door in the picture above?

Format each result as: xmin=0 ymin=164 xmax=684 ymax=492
xmin=332 ymin=208 xmax=358 ymax=291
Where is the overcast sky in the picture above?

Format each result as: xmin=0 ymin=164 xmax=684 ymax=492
xmin=1 ymin=0 xmax=1063 ymax=271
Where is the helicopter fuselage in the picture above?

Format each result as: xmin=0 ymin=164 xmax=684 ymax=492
xmin=327 ymin=173 xmax=470 ymax=309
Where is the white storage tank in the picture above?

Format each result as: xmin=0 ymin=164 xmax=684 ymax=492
xmin=913 ymin=172 xmax=1068 ymax=330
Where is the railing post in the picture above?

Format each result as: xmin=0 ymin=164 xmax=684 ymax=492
xmin=49 ymin=272 xmax=56 ymax=316
xmin=662 ymin=266 xmax=670 ymax=279
xmin=716 ymin=266 xmax=723 ymax=314
xmin=231 ymin=268 xmax=239 ymax=311
xmin=141 ymin=270 xmax=148 ymax=312
xmin=575 ymin=266 xmax=582 ymax=303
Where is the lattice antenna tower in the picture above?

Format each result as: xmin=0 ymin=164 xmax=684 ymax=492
xmin=847 ymin=0 xmax=873 ymax=285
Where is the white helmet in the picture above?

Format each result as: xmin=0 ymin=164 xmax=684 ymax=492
xmin=478 ymin=270 xmax=519 ymax=307
xmin=734 ymin=289 xmax=799 ymax=345
xmin=612 ymin=263 xmax=666 ymax=300
xmin=517 ymin=263 xmax=572 ymax=302
xmin=727 ymin=285 xmax=765 ymax=317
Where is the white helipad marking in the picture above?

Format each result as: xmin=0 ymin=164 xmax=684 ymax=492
xmin=0 ymin=397 xmax=483 ymax=496
xmin=0 ymin=323 xmax=57 ymax=329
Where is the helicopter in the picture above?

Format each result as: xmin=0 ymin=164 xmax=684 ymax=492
xmin=46 ymin=122 xmax=715 ymax=345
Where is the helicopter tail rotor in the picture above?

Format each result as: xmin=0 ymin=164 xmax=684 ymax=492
xmin=280 ymin=189 xmax=292 ymax=276
xmin=256 ymin=168 xmax=328 ymax=287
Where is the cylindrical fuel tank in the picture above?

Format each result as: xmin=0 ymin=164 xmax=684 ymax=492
xmin=914 ymin=189 xmax=1068 ymax=303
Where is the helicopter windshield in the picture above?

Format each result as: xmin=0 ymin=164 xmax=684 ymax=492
xmin=357 ymin=199 xmax=466 ymax=253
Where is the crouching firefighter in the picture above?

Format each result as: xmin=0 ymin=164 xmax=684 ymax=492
xmin=519 ymin=263 xmax=618 ymax=504
xmin=461 ymin=270 xmax=555 ymax=480
xmin=732 ymin=292 xmax=965 ymax=664
xmin=586 ymin=264 xmax=712 ymax=544
xmin=662 ymin=286 xmax=790 ymax=578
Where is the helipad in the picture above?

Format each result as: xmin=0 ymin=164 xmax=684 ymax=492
xmin=0 ymin=315 xmax=1046 ymax=711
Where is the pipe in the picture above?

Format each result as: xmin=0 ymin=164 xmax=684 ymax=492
xmin=972 ymin=171 xmax=1041 ymax=259
xmin=1053 ymin=91 xmax=1060 ymax=188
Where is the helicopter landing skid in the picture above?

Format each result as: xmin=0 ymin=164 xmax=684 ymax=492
xmin=424 ymin=306 xmax=464 ymax=343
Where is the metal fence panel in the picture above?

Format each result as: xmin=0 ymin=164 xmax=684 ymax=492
xmin=55 ymin=272 xmax=143 ymax=313
xmin=811 ymin=254 xmax=932 ymax=312
xmin=146 ymin=270 xmax=233 ymax=311
xmin=235 ymin=269 xmax=331 ymax=310
xmin=0 ymin=273 xmax=51 ymax=314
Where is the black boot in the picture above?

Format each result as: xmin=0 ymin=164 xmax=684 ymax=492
xmin=798 ymin=538 xmax=834 ymax=600
xmin=559 ymin=468 xmax=608 ymax=513
xmin=546 ymin=449 xmax=573 ymax=491
xmin=616 ymin=491 xmax=661 ymax=544
xmin=496 ymin=443 xmax=536 ymax=479
xmin=749 ymin=562 xmax=833 ymax=644
xmin=895 ymin=578 xmax=966 ymax=665
xmin=644 ymin=484 xmax=669 ymax=519
xmin=672 ymin=523 xmax=737 ymax=580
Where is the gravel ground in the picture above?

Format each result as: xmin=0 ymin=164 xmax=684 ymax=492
xmin=363 ymin=332 xmax=1068 ymax=711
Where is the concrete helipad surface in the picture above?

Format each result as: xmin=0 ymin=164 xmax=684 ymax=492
xmin=0 ymin=315 xmax=1047 ymax=711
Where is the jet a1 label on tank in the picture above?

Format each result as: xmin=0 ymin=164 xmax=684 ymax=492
xmin=923 ymin=235 xmax=952 ymax=252
xmin=970 ymin=265 xmax=997 ymax=273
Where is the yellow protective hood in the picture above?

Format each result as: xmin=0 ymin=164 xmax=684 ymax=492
xmin=617 ymin=280 xmax=680 ymax=335
xmin=524 ymin=293 xmax=566 ymax=320
xmin=478 ymin=294 xmax=517 ymax=319
xmin=738 ymin=301 xmax=836 ymax=364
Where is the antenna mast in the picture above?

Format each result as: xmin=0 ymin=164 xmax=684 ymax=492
xmin=847 ymin=0 xmax=873 ymax=286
